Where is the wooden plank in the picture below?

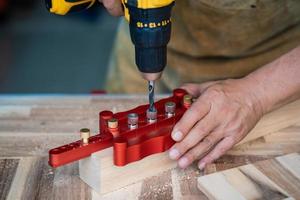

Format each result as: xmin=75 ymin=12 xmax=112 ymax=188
xmin=197 ymin=153 xmax=300 ymax=199
xmin=0 ymin=132 xmax=77 ymax=157
xmin=6 ymin=157 xmax=56 ymax=200
xmin=6 ymin=157 xmax=35 ymax=200
xmin=276 ymin=153 xmax=300 ymax=179
xmin=4 ymin=156 xmax=91 ymax=200
xmin=238 ymin=99 xmax=300 ymax=145
xmin=52 ymin=162 xmax=91 ymax=200
xmin=20 ymin=157 xmax=55 ymax=200
xmin=0 ymin=106 xmax=31 ymax=119
xmin=255 ymin=156 xmax=300 ymax=198
xmin=0 ymin=96 xmax=299 ymax=199
xmin=229 ymin=126 xmax=300 ymax=156
xmin=0 ymin=159 xmax=19 ymax=200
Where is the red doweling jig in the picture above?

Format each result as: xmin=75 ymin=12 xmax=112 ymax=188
xmin=49 ymin=89 xmax=191 ymax=168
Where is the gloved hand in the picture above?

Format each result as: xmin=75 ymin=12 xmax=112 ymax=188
xmin=169 ymin=79 xmax=265 ymax=170
xmin=98 ymin=0 xmax=123 ymax=16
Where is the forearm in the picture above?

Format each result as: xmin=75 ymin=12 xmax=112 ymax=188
xmin=244 ymin=45 xmax=300 ymax=114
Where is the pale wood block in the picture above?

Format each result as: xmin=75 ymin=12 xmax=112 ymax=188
xmin=276 ymin=153 xmax=300 ymax=180
xmin=222 ymin=168 xmax=264 ymax=199
xmin=239 ymin=164 xmax=289 ymax=197
xmin=197 ymin=173 xmax=246 ymax=200
xmin=79 ymin=148 xmax=176 ymax=195
xmin=198 ymin=153 xmax=300 ymax=200
xmin=90 ymin=181 xmax=143 ymax=200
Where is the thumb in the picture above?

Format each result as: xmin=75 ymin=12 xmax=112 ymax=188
xmin=99 ymin=0 xmax=124 ymax=16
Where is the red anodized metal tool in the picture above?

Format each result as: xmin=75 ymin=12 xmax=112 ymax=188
xmin=49 ymin=88 xmax=190 ymax=168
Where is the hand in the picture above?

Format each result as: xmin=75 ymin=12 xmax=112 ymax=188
xmin=169 ymin=79 xmax=265 ymax=170
xmin=98 ymin=0 xmax=123 ymax=16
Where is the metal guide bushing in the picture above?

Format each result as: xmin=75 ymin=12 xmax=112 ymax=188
xmin=183 ymin=94 xmax=193 ymax=107
xmin=128 ymin=113 xmax=139 ymax=129
xmin=165 ymin=101 xmax=176 ymax=117
xmin=147 ymin=109 xmax=157 ymax=123
xmin=108 ymin=118 xmax=118 ymax=129
xmin=80 ymin=128 xmax=90 ymax=144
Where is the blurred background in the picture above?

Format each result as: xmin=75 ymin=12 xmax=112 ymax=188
xmin=0 ymin=0 xmax=119 ymax=93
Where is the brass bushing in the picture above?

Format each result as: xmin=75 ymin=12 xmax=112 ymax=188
xmin=80 ymin=128 xmax=90 ymax=144
xmin=183 ymin=94 xmax=193 ymax=106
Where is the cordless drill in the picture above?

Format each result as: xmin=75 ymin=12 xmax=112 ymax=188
xmin=45 ymin=0 xmax=174 ymax=112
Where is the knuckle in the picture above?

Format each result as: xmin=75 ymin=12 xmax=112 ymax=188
xmin=177 ymin=140 xmax=191 ymax=153
xmin=196 ymin=126 xmax=210 ymax=135
xmin=226 ymin=137 xmax=236 ymax=147
xmin=218 ymin=145 xmax=229 ymax=155
xmin=202 ymin=136 xmax=215 ymax=148
xmin=185 ymin=151 xmax=197 ymax=163
xmin=189 ymin=103 xmax=204 ymax=116
xmin=204 ymin=155 xmax=214 ymax=163
xmin=235 ymin=124 xmax=244 ymax=134
xmin=205 ymin=87 xmax=224 ymax=100
xmin=206 ymin=88 xmax=219 ymax=98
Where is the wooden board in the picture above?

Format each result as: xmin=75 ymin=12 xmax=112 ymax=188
xmin=197 ymin=153 xmax=300 ymax=200
xmin=1 ymin=95 xmax=300 ymax=199
xmin=238 ymin=99 xmax=300 ymax=145
xmin=79 ymin=99 xmax=300 ymax=195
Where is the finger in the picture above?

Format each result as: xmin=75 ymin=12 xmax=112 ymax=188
xmin=169 ymin=114 xmax=216 ymax=160
xmin=198 ymin=136 xmax=235 ymax=170
xmin=171 ymin=96 xmax=211 ymax=142
xmin=177 ymin=132 xmax=223 ymax=168
xmin=101 ymin=0 xmax=123 ymax=16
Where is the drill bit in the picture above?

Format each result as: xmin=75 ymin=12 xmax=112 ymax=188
xmin=148 ymin=81 xmax=156 ymax=112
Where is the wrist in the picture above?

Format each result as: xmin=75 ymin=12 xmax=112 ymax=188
xmin=241 ymin=75 xmax=270 ymax=116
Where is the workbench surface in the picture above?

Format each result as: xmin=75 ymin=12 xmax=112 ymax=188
xmin=0 ymin=95 xmax=300 ymax=200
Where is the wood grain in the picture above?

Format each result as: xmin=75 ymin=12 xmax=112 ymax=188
xmin=0 ymin=95 xmax=300 ymax=199
xmin=0 ymin=159 xmax=19 ymax=200
xmin=238 ymin=99 xmax=300 ymax=145
xmin=197 ymin=153 xmax=300 ymax=200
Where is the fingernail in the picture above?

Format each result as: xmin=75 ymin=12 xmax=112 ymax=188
xmin=172 ymin=130 xmax=183 ymax=141
xmin=169 ymin=148 xmax=180 ymax=160
xmin=198 ymin=162 xmax=206 ymax=170
xmin=178 ymin=157 xmax=189 ymax=168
